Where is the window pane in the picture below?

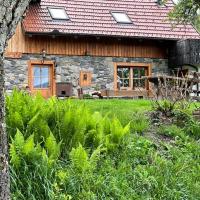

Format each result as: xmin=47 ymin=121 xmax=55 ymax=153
xmin=112 ymin=12 xmax=132 ymax=24
xmin=49 ymin=8 xmax=69 ymax=20
xmin=133 ymin=68 xmax=139 ymax=78
xmin=41 ymin=77 xmax=49 ymax=88
xmin=34 ymin=67 xmax=40 ymax=77
xmin=34 ymin=77 xmax=41 ymax=88
xmin=41 ymin=67 xmax=49 ymax=77
xmin=140 ymin=68 xmax=145 ymax=76
xmin=117 ymin=68 xmax=123 ymax=78
xmin=123 ymin=79 xmax=129 ymax=87
xmin=119 ymin=79 xmax=123 ymax=87
xmin=122 ymin=68 xmax=130 ymax=78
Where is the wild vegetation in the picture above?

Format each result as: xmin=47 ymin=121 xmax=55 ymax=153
xmin=7 ymin=90 xmax=200 ymax=199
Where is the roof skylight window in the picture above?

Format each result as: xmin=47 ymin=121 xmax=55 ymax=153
xmin=48 ymin=7 xmax=69 ymax=20
xmin=111 ymin=12 xmax=132 ymax=24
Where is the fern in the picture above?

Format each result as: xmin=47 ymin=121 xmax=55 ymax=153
xmin=22 ymin=134 xmax=35 ymax=155
xmin=10 ymin=129 xmax=25 ymax=168
xmin=89 ymin=145 xmax=102 ymax=170
xmin=10 ymin=143 xmax=21 ymax=168
xmin=27 ymin=112 xmax=50 ymax=142
xmin=105 ymin=118 xmax=130 ymax=150
xmin=45 ymin=132 xmax=61 ymax=160
xmin=70 ymin=144 xmax=90 ymax=172
xmin=13 ymin=129 xmax=25 ymax=149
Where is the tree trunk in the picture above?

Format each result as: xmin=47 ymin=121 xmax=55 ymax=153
xmin=0 ymin=54 xmax=8 ymax=200
xmin=0 ymin=1 xmax=31 ymax=199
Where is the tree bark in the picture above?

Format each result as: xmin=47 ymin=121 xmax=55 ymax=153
xmin=0 ymin=54 xmax=8 ymax=200
xmin=0 ymin=1 xmax=31 ymax=199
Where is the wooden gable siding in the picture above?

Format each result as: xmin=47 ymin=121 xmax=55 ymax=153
xmin=6 ymin=24 xmax=167 ymax=59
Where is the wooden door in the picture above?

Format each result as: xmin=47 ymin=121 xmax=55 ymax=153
xmin=28 ymin=61 xmax=55 ymax=98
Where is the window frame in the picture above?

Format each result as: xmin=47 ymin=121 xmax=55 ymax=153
xmin=111 ymin=11 xmax=132 ymax=24
xmin=114 ymin=63 xmax=152 ymax=91
xmin=48 ymin=7 xmax=69 ymax=20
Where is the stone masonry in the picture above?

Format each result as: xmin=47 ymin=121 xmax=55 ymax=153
xmin=4 ymin=54 xmax=169 ymax=96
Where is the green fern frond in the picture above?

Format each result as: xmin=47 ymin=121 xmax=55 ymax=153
xmin=22 ymin=134 xmax=35 ymax=155
xmin=89 ymin=145 xmax=102 ymax=169
xmin=13 ymin=129 xmax=25 ymax=149
xmin=70 ymin=144 xmax=90 ymax=172
xmin=10 ymin=143 xmax=21 ymax=168
xmin=45 ymin=132 xmax=61 ymax=160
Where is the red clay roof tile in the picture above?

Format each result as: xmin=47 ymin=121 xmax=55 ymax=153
xmin=22 ymin=0 xmax=200 ymax=40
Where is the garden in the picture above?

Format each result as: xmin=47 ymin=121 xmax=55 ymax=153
xmin=7 ymin=90 xmax=200 ymax=200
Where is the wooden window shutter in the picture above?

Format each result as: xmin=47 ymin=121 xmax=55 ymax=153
xmin=79 ymin=71 xmax=92 ymax=87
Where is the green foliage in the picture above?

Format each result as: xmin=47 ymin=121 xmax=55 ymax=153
xmin=131 ymin=112 xmax=150 ymax=134
xmin=83 ymin=94 xmax=93 ymax=99
xmin=158 ymin=125 xmax=185 ymax=139
xmin=7 ymin=90 xmax=200 ymax=199
xmin=152 ymin=99 xmax=175 ymax=116
xmin=168 ymin=0 xmax=200 ymax=25
xmin=173 ymin=108 xmax=192 ymax=127
xmin=70 ymin=144 xmax=101 ymax=173
xmin=184 ymin=119 xmax=200 ymax=139
xmin=105 ymin=118 xmax=130 ymax=150
xmin=6 ymin=90 xmax=130 ymax=157
xmin=10 ymin=129 xmax=60 ymax=200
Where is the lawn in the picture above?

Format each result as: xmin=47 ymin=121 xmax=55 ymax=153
xmin=82 ymin=99 xmax=151 ymax=125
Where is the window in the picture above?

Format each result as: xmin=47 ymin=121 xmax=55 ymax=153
xmin=111 ymin=12 xmax=132 ymax=24
xmin=33 ymin=66 xmax=49 ymax=88
xmin=116 ymin=64 xmax=150 ymax=90
xmin=48 ymin=7 xmax=69 ymax=20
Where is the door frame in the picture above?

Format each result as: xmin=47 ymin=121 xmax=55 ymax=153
xmin=28 ymin=60 xmax=56 ymax=96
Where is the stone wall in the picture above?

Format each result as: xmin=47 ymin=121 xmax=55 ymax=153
xmin=4 ymin=54 xmax=169 ymax=96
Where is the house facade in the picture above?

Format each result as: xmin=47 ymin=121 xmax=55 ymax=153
xmin=4 ymin=0 xmax=200 ymax=98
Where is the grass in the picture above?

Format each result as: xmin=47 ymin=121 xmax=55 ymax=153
xmin=82 ymin=99 xmax=151 ymax=125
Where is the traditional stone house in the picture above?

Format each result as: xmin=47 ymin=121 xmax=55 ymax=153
xmin=4 ymin=0 xmax=200 ymax=98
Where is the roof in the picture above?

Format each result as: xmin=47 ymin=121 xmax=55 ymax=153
xmin=22 ymin=0 xmax=200 ymax=40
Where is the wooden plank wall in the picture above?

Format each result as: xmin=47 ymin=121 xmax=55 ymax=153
xmin=169 ymin=39 xmax=200 ymax=66
xmin=6 ymin=24 xmax=167 ymax=59
xmin=6 ymin=24 xmax=25 ymax=53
